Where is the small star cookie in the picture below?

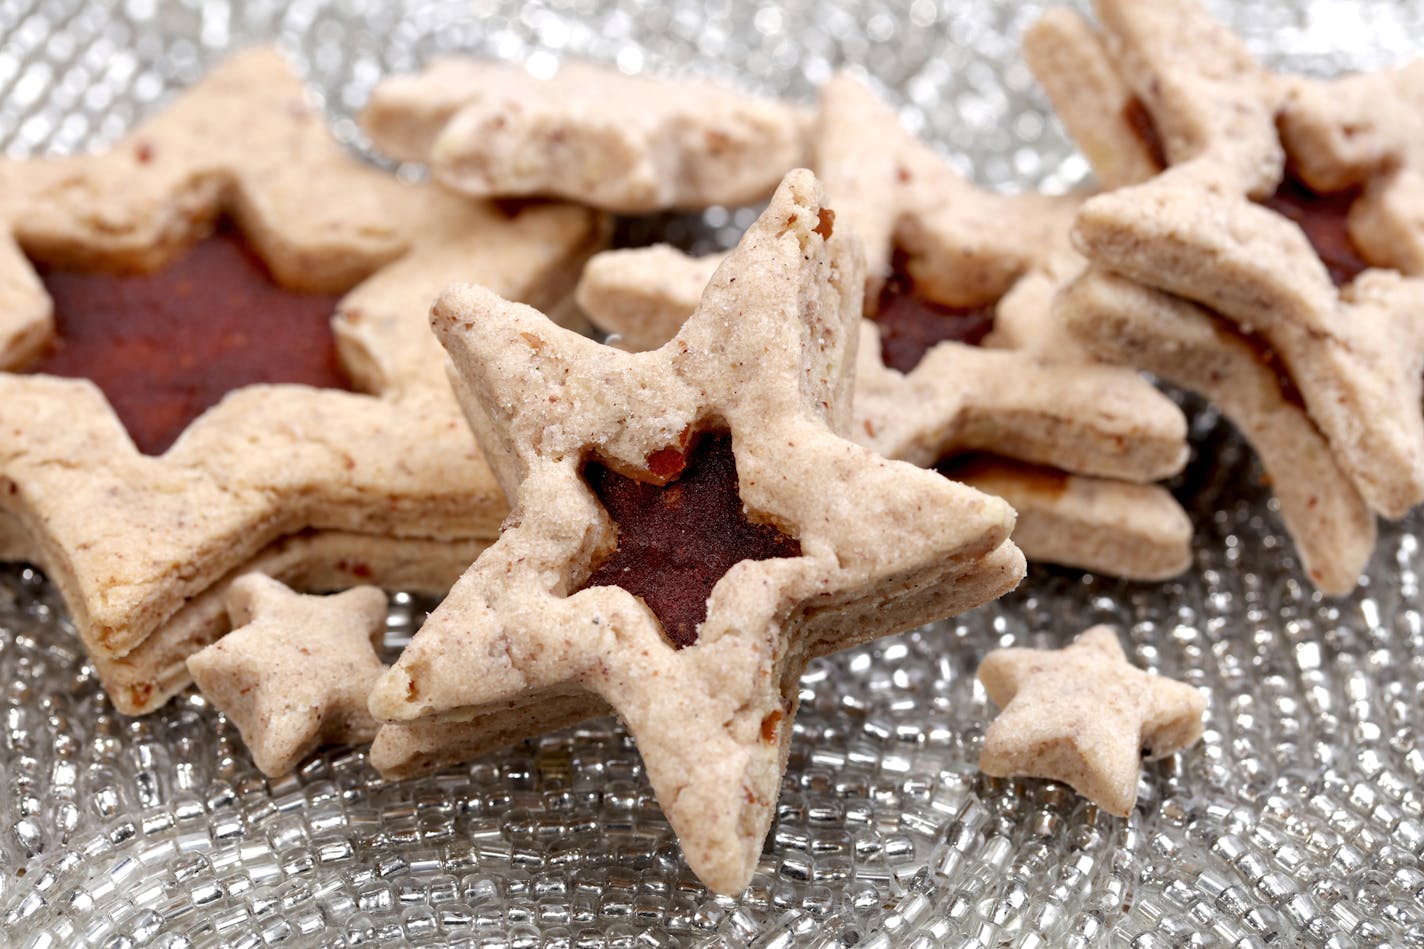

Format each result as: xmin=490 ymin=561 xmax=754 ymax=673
xmin=978 ymin=625 xmax=1206 ymax=817
xmin=366 ymin=170 xmax=1026 ymax=894
xmin=362 ymin=58 xmax=808 ymax=213
xmin=187 ymin=574 xmax=388 ymax=777
xmin=575 ymin=73 xmax=1192 ymax=580
xmin=1031 ymin=0 xmax=1424 ymax=590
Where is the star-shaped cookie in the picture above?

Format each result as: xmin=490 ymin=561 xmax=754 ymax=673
xmin=575 ymin=73 xmax=1192 ymax=580
xmin=978 ymin=625 xmax=1206 ymax=816
xmin=0 ymin=48 xmax=606 ymax=713
xmin=362 ymin=58 xmax=808 ymax=213
xmin=187 ymin=573 xmax=388 ymax=777
xmin=366 ymin=170 xmax=1026 ymax=895
xmin=1031 ymin=0 xmax=1424 ymax=590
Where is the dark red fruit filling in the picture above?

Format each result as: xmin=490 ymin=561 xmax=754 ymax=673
xmin=581 ymin=431 xmax=801 ymax=648
xmin=28 ymin=223 xmax=349 ymax=455
xmin=1258 ymin=175 xmax=1369 ymax=287
xmin=872 ymin=266 xmax=995 ymax=374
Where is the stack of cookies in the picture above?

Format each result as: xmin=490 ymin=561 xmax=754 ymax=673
xmin=0 ymin=0 xmax=1408 ymax=896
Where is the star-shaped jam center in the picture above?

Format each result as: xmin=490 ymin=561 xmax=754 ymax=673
xmin=581 ymin=430 xmax=802 ymax=648
xmin=1258 ymin=175 xmax=1368 ymax=287
xmin=24 ymin=222 xmax=351 ymax=455
xmin=872 ymin=255 xmax=996 ymax=373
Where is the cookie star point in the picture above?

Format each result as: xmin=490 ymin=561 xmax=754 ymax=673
xmin=978 ymin=624 xmax=1206 ymax=816
xmin=186 ymin=573 xmax=389 ymax=777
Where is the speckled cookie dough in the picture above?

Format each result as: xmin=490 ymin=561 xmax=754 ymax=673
xmin=366 ymin=171 xmax=1026 ymax=895
xmin=1023 ymin=8 xmax=1166 ymax=191
xmin=371 ymin=692 xmax=608 ymax=782
xmin=0 ymin=47 xmax=606 ymax=714
xmin=575 ymin=73 xmax=1192 ymax=580
xmin=101 ymin=530 xmax=488 ymax=716
xmin=813 ymin=73 xmax=1076 ymax=311
xmin=1057 ymin=270 xmax=1376 ymax=595
xmin=188 ymin=574 xmax=389 ymax=777
xmin=853 ymin=325 xmax=1192 ymax=581
xmin=978 ymin=625 xmax=1206 ymax=817
xmin=0 ymin=164 xmax=50 ymax=370
xmin=1032 ymin=0 xmax=1424 ymax=591
xmin=6 ymin=48 xmax=404 ymax=298
xmin=576 ymin=245 xmax=723 ymax=353
xmin=362 ymin=58 xmax=809 ymax=213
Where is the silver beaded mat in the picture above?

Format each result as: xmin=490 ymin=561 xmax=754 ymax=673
xmin=3 ymin=0 xmax=1424 ymax=945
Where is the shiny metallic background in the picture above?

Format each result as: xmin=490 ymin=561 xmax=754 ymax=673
xmin=3 ymin=0 xmax=1424 ymax=945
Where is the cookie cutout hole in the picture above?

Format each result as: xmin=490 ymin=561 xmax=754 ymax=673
xmin=1257 ymin=174 xmax=1368 ymax=287
xmin=580 ymin=430 xmax=801 ymax=649
xmin=25 ymin=221 xmax=352 ymax=455
xmin=872 ymin=251 xmax=996 ymax=373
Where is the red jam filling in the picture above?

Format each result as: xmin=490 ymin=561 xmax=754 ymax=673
xmin=872 ymin=265 xmax=996 ymax=374
xmin=1216 ymin=314 xmax=1307 ymax=410
xmin=935 ymin=453 xmax=1071 ymax=499
xmin=1122 ymin=97 xmax=1168 ymax=171
xmin=1258 ymin=175 xmax=1368 ymax=287
xmin=27 ymin=223 xmax=350 ymax=455
xmin=581 ymin=431 xmax=801 ymax=648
